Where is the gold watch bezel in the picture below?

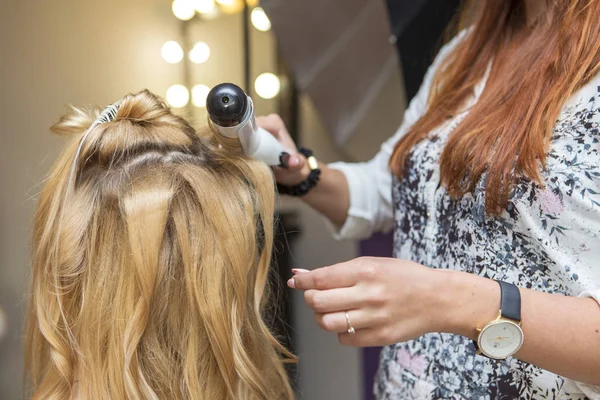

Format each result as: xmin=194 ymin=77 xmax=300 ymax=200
xmin=476 ymin=311 xmax=524 ymax=360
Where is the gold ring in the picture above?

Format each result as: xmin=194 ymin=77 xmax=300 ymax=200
xmin=345 ymin=311 xmax=355 ymax=334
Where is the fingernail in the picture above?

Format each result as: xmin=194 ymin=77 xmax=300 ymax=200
xmin=289 ymin=155 xmax=300 ymax=167
xmin=287 ymin=278 xmax=296 ymax=288
xmin=279 ymin=152 xmax=291 ymax=168
xmin=292 ymin=268 xmax=310 ymax=274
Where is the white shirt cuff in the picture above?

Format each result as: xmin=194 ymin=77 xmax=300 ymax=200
xmin=327 ymin=162 xmax=378 ymax=241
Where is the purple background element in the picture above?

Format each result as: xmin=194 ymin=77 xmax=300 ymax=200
xmin=359 ymin=232 xmax=394 ymax=400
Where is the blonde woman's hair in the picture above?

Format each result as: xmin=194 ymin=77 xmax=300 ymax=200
xmin=25 ymin=90 xmax=295 ymax=399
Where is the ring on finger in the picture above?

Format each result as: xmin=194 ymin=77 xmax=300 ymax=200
xmin=345 ymin=311 xmax=356 ymax=334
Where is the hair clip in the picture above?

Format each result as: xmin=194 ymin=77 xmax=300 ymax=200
xmin=67 ymin=99 xmax=123 ymax=186
xmin=93 ymin=101 xmax=122 ymax=126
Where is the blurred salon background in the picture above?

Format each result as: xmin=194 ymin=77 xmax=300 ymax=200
xmin=0 ymin=0 xmax=459 ymax=398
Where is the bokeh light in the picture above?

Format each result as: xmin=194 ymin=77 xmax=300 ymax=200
xmin=254 ymin=73 xmax=280 ymax=99
xmin=161 ymin=41 xmax=184 ymax=64
xmin=166 ymin=85 xmax=190 ymax=108
xmin=189 ymin=42 xmax=211 ymax=64
xmin=192 ymin=84 xmax=211 ymax=107
xmin=172 ymin=0 xmax=196 ymax=20
xmin=251 ymin=7 xmax=271 ymax=32
xmin=196 ymin=0 xmax=216 ymax=13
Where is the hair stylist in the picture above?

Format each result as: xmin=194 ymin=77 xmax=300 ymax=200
xmin=258 ymin=1 xmax=600 ymax=398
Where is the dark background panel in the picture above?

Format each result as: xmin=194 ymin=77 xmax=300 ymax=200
xmin=388 ymin=0 xmax=462 ymax=99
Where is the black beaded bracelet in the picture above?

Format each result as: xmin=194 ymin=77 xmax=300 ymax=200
xmin=276 ymin=147 xmax=321 ymax=197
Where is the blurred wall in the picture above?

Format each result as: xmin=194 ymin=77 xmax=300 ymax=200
xmin=344 ymin=64 xmax=405 ymax=161
xmin=0 ymin=1 xmax=367 ymax=399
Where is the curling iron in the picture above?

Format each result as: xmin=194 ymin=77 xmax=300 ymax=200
xmin=206 ymin=83 xmax=286 ymax=166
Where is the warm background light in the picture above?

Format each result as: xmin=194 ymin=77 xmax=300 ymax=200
xmin=172 ymin=0 xmax=196 ymax=21
xmin=246 ymin=0 xmax=259 ymax=6
xmin=189 ymin=42 xmax=211 ymax=64
xmin=166 ymin=84 xmax=190 ymax=108
xmin=254 ymin=72 xmax=280 ymax=99
xmin=161 ymin=41 xmax=184 ymax=64
xmin=218 ymin=0 xmax=244 ymax=14
xmin=195 ymin=0 xmax=216 ymax=13
xmin=200 ymin=7 xmax=220 ymax=19
xmin=251 ymin=7 xmax=271 ymax=32
xmin=192 ymin=84 xmax=211 ymax=107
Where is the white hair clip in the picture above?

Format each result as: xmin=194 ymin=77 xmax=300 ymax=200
xmin=67 ymin=100 xmax=123 ymax=185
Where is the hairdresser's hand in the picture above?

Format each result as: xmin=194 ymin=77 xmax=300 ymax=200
xmin=288 ymin=257 xmax=458 ymax=347
xmin=256 ymin=114 xmax=310 ymax=186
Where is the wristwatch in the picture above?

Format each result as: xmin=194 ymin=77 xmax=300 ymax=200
xmin=475 ymin=280 xmax=524 ymax=359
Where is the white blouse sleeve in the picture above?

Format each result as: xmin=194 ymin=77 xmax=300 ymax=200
xmin=580 ymin=288 xmax=600 ymax=304
xmin=567 ymin=290 xmax=600 ymax=399
xmin=327 ymin=31 xmax=468 ymax=240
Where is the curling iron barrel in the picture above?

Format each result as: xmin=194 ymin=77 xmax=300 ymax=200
xmin=206 ymin=83 xmax=285 ymax=166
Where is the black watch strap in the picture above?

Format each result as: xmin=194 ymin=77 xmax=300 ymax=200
xmin=496 ymin=280 xmax=521 ymax=322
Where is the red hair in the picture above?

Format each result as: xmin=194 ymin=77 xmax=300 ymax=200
xmin=390 ymin=0 xmax=600 ymax=214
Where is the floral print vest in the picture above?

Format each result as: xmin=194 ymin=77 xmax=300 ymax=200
xmin=376 ymin=78 xmax=600 ymax=399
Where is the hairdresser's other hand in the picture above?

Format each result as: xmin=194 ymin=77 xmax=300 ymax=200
xmin=289 ymin=257 xmax=455 ymax=347
xmin=256 ymin=114 xmax=310 ymax=186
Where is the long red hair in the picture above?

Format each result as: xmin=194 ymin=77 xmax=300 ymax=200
xmin=390 ymin=0 xmax=600 ymax=214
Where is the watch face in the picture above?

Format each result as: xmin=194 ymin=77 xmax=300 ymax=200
xmin=478 ymin=320 xmax=524 ymax=359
